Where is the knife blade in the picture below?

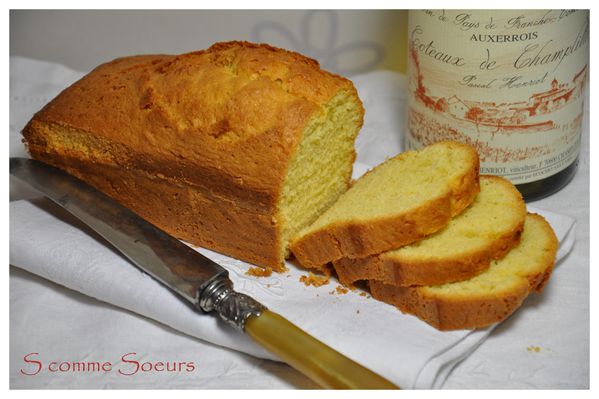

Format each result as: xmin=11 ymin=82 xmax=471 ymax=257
xmin=10 ymin=157 xmax=227 ymax=305
xmin=10 ymin=157 xmax=398 ymax=389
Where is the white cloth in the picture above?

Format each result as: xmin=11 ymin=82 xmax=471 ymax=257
xmin=9 ymin=57 xmax=584 ymax=388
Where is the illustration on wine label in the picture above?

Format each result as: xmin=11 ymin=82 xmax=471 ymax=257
xmin=406 ymin=10 xmax=589 ymax=199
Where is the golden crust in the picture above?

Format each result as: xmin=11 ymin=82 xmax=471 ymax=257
xmin=291 ymin=191 xmax=455 ymax=271
xmin=370 ymin=281 xmax=529 ymax=331
xmin=369 ymin=214 xmax=558 ymax=331
xmin=33 ymin=152 xmax=284 ymax=269
xmin=290 ymin=141 xmax=480 ymax=270
xmin=22 ymin=41 xmax=363 ymax=270
xmin=333 ymin=176 xmax=526 ymax=287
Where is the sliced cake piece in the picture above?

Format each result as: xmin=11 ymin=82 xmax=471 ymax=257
xmin=290 ymin=141 xmax=480 ymax=270
xmin=333 ymin=175 xmax=526 ymax=287
xmin=370 ymin=213 xmax=558 ymax=331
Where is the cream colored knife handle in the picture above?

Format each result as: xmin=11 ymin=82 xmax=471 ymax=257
xmin=245 ymin=310 xmax=399 ymax=389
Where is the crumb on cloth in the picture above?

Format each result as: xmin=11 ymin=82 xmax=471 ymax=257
xmin=327 ymin=285 xmax=350 ymax=295
xmin=335 ymin=286 xmax=349 ymax=295
xmin=299 ymin=272 xmax=330 ymax=287
xmin=527 ymin=345 xmax=542 ymax=353
xmin=246 ymin=266 xmax=273 ymax=277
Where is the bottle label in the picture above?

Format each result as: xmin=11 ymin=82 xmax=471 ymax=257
xmin=407 ymin=10 xmax=588 ymax=184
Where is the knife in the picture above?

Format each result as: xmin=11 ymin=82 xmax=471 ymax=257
xmin=10 ymin=157 xmax=398 ymax=390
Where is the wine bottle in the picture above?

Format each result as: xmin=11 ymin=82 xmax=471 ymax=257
xmin=406 ymin=10 xmax=589 ymax=201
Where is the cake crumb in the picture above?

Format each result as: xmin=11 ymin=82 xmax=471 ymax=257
xmin=359 ymin=292 xmax=367 ymax=297
xmin=245 ymin=266 xmax=273 ymax=277
xmin=327 ymin=285 xmax=351 ymax=295
xmin=300 ymin=272 xmax=330 ymax=287
xmin=527 ymin=345 xmax=542 ymax=352
xmin=335 ymin=286 xmax=349 ymax=295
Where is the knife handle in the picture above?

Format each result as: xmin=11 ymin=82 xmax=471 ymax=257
xmin=244 ymin=310 xmax=399 ymax=389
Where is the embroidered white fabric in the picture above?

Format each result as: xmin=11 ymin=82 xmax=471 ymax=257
xmin=9 ymin=57 xmax=587 ymax=388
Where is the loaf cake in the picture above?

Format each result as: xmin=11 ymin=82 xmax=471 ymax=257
xmin=333 ymin=175 xmax=526 ymax=287
xmin=290 ymin=141 xmax=480 ymax=270
xmin=22 ymin=41 xmax=365 ymax=271
xmin=370 ymin=213 xmax=558 ymax=330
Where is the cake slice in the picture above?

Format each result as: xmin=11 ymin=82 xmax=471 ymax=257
xmin=290 ymin=141 xmax=480 ymax=270
xmin=370 ymin=213 xmax=558 ymax=331
xmin=22 ymin=41 xmax=364 ymax=271
xmin=333 ymin=175 xmax=526 ymax=287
